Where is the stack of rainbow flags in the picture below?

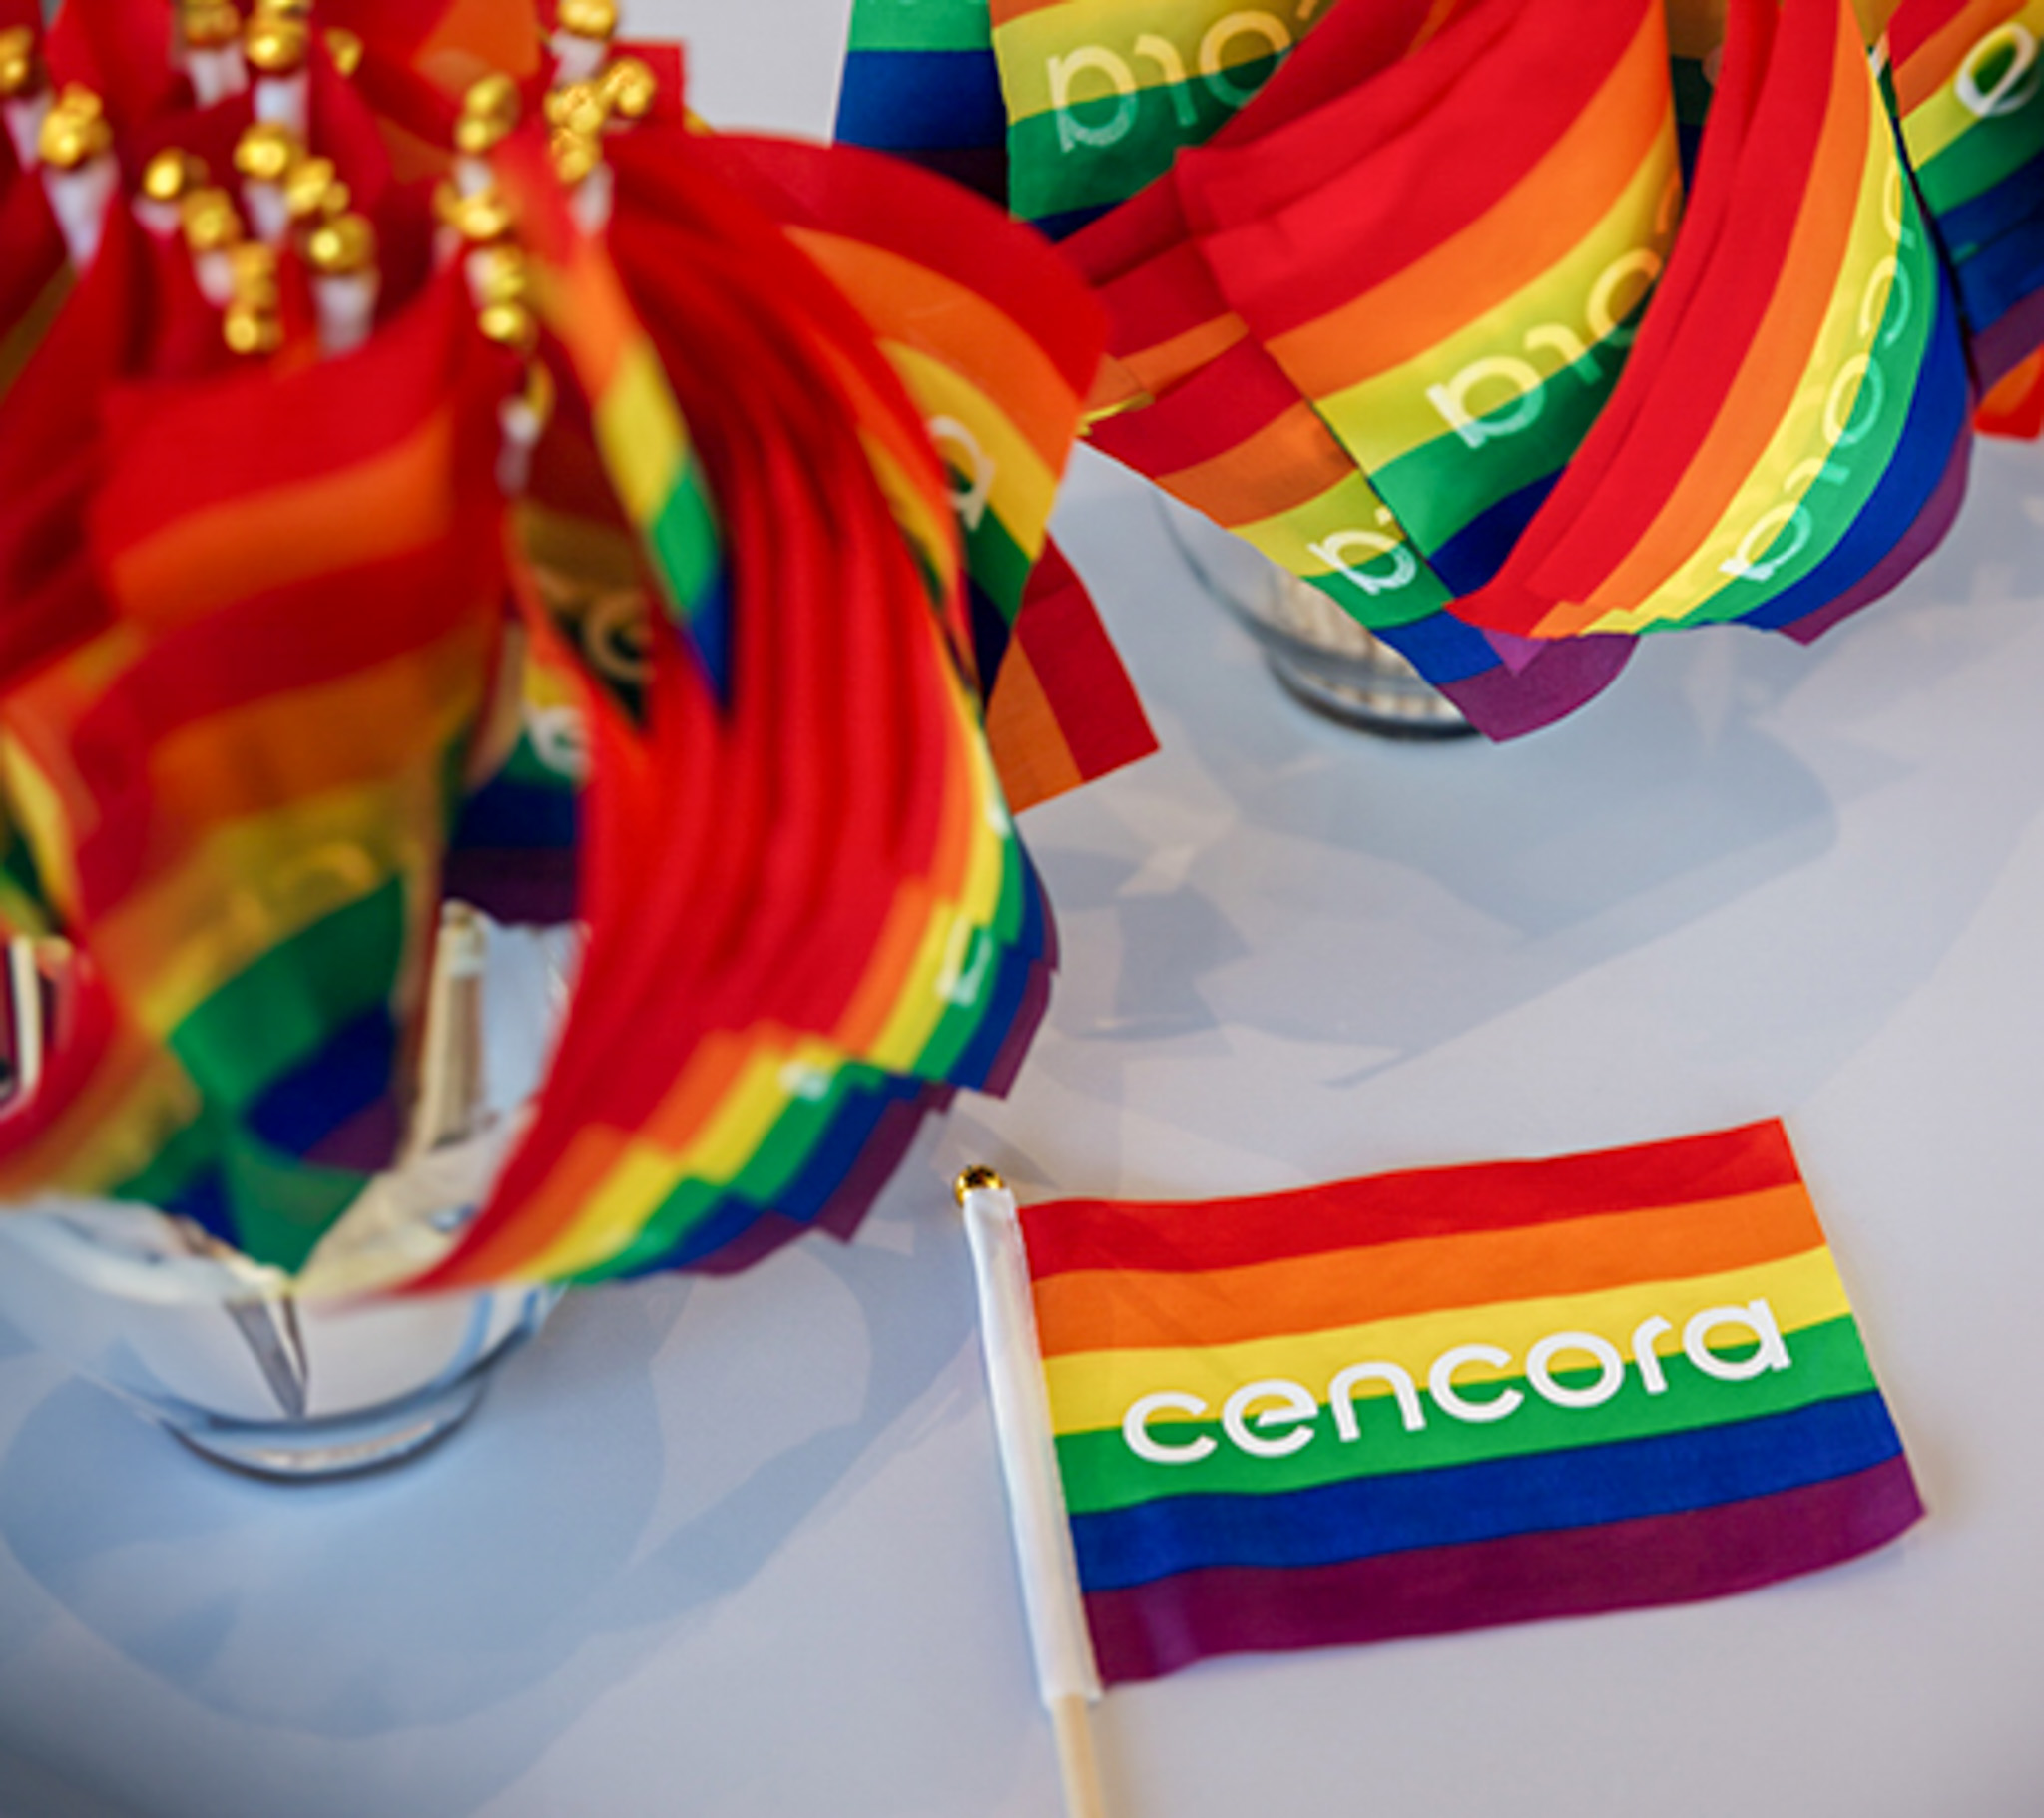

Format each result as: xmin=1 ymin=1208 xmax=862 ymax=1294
xmin=0 ymin=0 xmax=1151 ymax=1286
xmin=841 ymin=0 xmax=2044 ymax=737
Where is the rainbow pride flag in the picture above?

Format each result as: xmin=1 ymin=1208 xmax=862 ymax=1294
xmin=1452 ymin=0 xmax=1973 ymax=647
xmin=1062 ymin=0 xmax=1665 ymax=732
xmin=498 ymin=132 xmax=735 ymax=703
xmin=415 ymin=119 xmax=1079 ymax=1286
xmin=1018 ymin=1122 xmax=1922 ymax=1683
xmin=1888 ymin=0 xmax=2044 ymax=389
xmin=1184 ymin=0 xmax=1682 ymax=599
xmin=708 ymin=127 xmax=1155 ymax=805
xmin=983 ymin=540 xmax=1157 ymax=812
xmin=695 ymin=131 xmax=1103 ymax=694
xmin=0 ymin=269 xmax=504 ymax=1268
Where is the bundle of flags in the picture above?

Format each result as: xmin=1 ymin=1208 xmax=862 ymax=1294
xmin=0 ymin=0 xmax=1151 ymax=1287
xmin=981 ymin=1122 xmax=1921 ymax=1688
xmin=841 ymin=0 xmax=2044 ymax=739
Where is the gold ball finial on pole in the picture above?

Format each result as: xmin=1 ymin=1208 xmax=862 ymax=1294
xmin=222 ymin=241 xmax=283 ymax=356
xmin=0 ymin=26 xmax=44 ymax=102
xmin=37 ymin=86 xmax=113 ymax=171
xmin=599 ymin=55 xmax=658 ymax=122
xmin=456 ymin=72 xmax=519 ymax=156
xmin=304 ymin=212 xmax=376 ymax=278
xmin=556 ymin=0 xmax=620 ymax=42
xmin=244 ymin=14 xmax=309 ymax=74
xmin=548 ymin=127 xmax=603 ymax=186
xmin=954 ymin=1165 xmax=1007 ymax=1207
xmin=282 ymin=154 xmax=345 ymax=224
xmin=142 ymin=149 xmax=206 ymax=207
xmin=179 ymin=2 xmax=243 ymax=53
xmin=180 ymin=186 xmax=245 ymax=254
xmin=234 ymin=120 xmax=299 ymax=185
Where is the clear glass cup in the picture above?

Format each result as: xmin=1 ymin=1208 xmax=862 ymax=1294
xmin=1158 ymin=496 xmax=1476 ymax=740
xmin=0 ymin=912 xmax=575 ymax=1480
xmin=0 ymin=1206 xmax=557 ymax=1477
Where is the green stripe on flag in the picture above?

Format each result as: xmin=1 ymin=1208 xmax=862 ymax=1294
xmin=167 ymin=877 xmax=408 ymax=1116
xmin=217 ymin=1129 xmax=370 ymax=1274
xmin=647 ymin=464 xmax=724 ymax=630
xmin=962 ymin=492 xmax=1034 ymax=626
xmin=1005 ymin=52 xmax=1283 ymax=224
xmin=1363 ymin=327 xmax=1632 ymax=559
xmin=848 ymin=0 xmax=994 ymax=52
xmin=1669 ymin=192 xmax=1937 ymax=632
xmin=1052 ymin=1314 xmax=1881 ymax=1515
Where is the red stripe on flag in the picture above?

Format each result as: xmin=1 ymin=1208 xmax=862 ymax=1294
xmin=990 ymin=542 xmax=1156 ymax=813
xmin=1019 ymin=1121 xmax=1804 ymax=1278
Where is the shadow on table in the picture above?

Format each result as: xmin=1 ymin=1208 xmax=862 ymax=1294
xmin=0 ymin=1154 xmax=983 ymax=1817
xmin=1029 ymin=442 xmax=2044 ymax=1170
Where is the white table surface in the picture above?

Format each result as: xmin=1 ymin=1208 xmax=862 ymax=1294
xmin=5 ymin=7 xmax=2044 ymax=1814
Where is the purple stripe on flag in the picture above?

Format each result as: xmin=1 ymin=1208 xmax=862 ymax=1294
xmin=1081 ymin=1455 xmax=1924 ymax=1684
xmin=1435 ymin=633 xmax=1634 ymax=741
xmin=1777 ymin=429 xmax=1971 ymax=649
xmin=1971 ymin=288 xmax=2044 ymax=396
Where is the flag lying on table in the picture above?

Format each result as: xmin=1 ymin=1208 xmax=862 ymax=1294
xmin=966 ymin=1121 xmax=1921 ymax=1691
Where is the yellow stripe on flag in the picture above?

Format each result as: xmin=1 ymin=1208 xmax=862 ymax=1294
xmin=1041 ymin=1243 xmax=1853 ymax=1436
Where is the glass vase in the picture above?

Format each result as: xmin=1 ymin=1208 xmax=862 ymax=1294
xmin=0 ymin=912 xmax=574 ymax=1480
xmin=1159 ymin=497 xmax=1476 ymax=740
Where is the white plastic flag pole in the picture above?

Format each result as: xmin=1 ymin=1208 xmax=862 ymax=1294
xmin=954 ymin=1167 xmax=1108 ymax=1818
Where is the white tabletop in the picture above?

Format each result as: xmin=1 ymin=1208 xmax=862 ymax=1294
xmin=4 ymin=8 xmax=2044 ymax=1815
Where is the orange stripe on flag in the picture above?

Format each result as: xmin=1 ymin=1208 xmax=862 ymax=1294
xmin=987 ymin=639 xmax=1086 ymax=813
xmin=1269 ymin=6 xmax=1673 ymax=393
xmin=1164 ymin=401 xmax=1358 ymax=524
xmin=1032 ymin=1182 xmax=1827 ymax=1356
xmin=106 ymin=411 xmax=456 ymax=629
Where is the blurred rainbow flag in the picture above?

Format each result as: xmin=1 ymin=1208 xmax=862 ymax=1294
xmin=0 ymin=271 xmax=505 ymax=1269
xmin=413 ymin=118 xmax=1097 ymax=1285
xmin=1016 ymin=1122 xmax=1922 ymax=1683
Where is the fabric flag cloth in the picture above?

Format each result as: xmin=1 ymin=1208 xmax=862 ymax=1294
xmin=409 ymin=118 xmax=1085 ymax=1287
xmin=1976 ymin=344 xmax=2044 ymax=433
xmin=1888 ymin=0 xmax=2044 ymax=393
xmin=1011 ymin=1121 xmax=1922 ymax=1684
xmin=0 ymin=13 xmax=1110 ymax=1287
xmin=1449 ymin=0 xmax=1973 ymax=649
xmin=692 ymin=130 xmax=1156 ymax=809
xmin=0 ymin=270 xmax=508 ymax=1269
xmin=837 ymin=0 xmax=1011 ymax=206
xmin=842 ymin=0 xmax=2044 ymax=740
xmin=985 ymin=541 xmax=1158 ymax=814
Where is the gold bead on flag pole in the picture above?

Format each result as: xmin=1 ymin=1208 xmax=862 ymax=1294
xmin=179 ymin=0 xmax=249 ymax=106
xmin=0 ymin=24 xmax=47 ymax=175
xmin=234 ymin=120 xmax=302 ymax=243
xmin=35 ymin=85 xmax=117 ymax=269
xmin=245 ymin=2 xmax=312 ymax=137
xmin=552 ymin=0 xmax=618 ymax=85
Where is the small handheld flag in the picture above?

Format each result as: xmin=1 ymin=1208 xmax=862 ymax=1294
xmin=960 ymin=1122 xmax=1921 ymax=1712
xmin=955 ymin=1163 xmax=1108 ymax=1818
